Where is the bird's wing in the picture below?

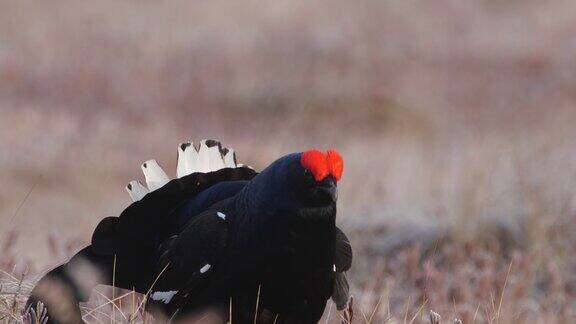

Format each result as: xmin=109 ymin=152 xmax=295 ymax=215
xmin=332 ymin=272 xmax=350 ymax=310
xmin=92 ymin=139 xmax=257 ymax=256
xmin=92 ymin=140 xmax=257 ymax=256
xmin=332 ymin=226 xmax=352 ymax=310
xmin=91 ymin=167 xmax=255 ymax=255
xmin=163 ymin=180 xmax=249 ymax=233
xmin=334 ymin=226 xmax=352 ymax=272
xmin=149 ymin=209 xmax=229 ymax=309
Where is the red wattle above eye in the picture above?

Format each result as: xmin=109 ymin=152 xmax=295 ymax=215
xmin=300 ymin=149 xmax=329 ymax=181
xmin=300 ymin=149 xmax=344 ymax=182
xmin=326 ymin=149 xmax=343 ymax=181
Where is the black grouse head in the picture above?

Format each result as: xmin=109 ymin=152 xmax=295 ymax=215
xmin=295 ymin=149 xmax=343 ymax=207
xmin=249 ymin=149 xmax=344 ymax=211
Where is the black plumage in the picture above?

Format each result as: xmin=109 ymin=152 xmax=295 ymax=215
xmin=26 ymin=148 xmax=352 ymax=324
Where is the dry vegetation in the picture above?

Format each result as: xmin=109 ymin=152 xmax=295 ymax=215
xmin=1 ymin=0 xmax=576 ymax=322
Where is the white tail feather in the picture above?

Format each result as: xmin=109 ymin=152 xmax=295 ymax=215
xmin=141 ymin=159 xmax=170 ymax=191
xmin=126 ymin=180 xmax=149 ymax=202
xmin=176 ymin=143 xmax=190 ymax=178
xmin=177 ymin=142 xmax=201 ymax=178
xmin=223 ymin=148 xmax=236 ymax=168
xmin=207 ymin=146 xmax=225 ymax=171
xmin=197 ymin=139 xmax=225 ymax=172
xmin=195 ymin=141 xmax=210 ymax=173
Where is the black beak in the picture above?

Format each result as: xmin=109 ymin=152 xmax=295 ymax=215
xmin=317 ymin=176 xmax=338 ymax=203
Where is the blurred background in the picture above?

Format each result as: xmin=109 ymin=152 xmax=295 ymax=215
xmin=1 ymin=0 xmax=576 ymax=322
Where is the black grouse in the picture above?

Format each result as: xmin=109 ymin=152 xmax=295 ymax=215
xmin=25 ymin=140 xmax=352 ymax=324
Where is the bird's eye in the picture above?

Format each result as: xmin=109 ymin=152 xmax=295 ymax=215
xmin=304 ymin=168 xmax=312 ymax=178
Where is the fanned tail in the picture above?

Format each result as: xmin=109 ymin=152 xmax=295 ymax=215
xmin=127 ymin=139 xmax=245 ymax=202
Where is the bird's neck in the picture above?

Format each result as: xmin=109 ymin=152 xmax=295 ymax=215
xmin=236 ymin=189 xmax=336 ymax=247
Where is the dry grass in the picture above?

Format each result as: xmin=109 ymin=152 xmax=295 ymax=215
xmin=2 ymin=225 xmax=575 ymax=323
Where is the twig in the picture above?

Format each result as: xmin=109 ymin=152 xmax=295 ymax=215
xmin=496 ymin=260 xmax=513 ymax=321
xmin=253 ymin=284 xmax=261 ymax=324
